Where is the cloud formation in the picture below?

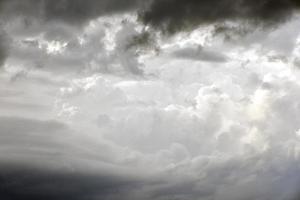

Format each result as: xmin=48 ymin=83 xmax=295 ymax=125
xmin=140 ymin=0 xmax=300 ymax=34
xmin=0 ymin=0 xmax=140 ymax=26
xmin=1 ymin=1 xmax=300 ymax=200
xmin=0 ymin=163 xmax=145 ymax=200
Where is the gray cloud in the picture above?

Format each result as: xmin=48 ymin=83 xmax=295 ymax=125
xmin=0 ymin=30 xmax=9 ymax=67
xmin=43 ymin=0 xmax=139 ymax=25
xmin=0 ymin=163 xmax=145 ymax=200
xmin=2 ymin=0 xmax=299 ymax=37
xmin=171 ymin=45 xmax=228 ymax=62
xmin=0 ymin=0 xmax=142 ymax=71
xmin=1 ymin=1 xmax=300 ymax=200
xmin=4 ymin=16 xmax=145 ymax=77
xmin=0 ymin=116 xmax=66 ymax=135
xmin=0 ymin=0 xmax=141 ymax=26
xmin=139 ymin=0 xmax=300 ymax=34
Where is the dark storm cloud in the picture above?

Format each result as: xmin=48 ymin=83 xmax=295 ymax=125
xmin=139 ymin=0 xmax=300 ymax=34
xmin=3 ymin=0 xmax=298 ymax=35
xmin=0 ymin=163 xmax=212 ymax=200
xmin=0 ymin=163 xmax=144 ymax=200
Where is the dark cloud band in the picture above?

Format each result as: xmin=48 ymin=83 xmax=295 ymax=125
xmin=139 ymin=0 xmax=300 ymax=34
xmin=1 ymin=0 xmax=299 ymax=32
xmin=0 ymin=163 xmax=142 ymax=200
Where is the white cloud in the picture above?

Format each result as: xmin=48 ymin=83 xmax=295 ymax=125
xmin=1 ymin=8 xmax=300 ymax=200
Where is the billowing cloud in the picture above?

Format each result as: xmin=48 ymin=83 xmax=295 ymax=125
xmin=45 ymin=27 xmax=300 ymax=199
xmin=1 ymin=1 xmax=300 ymax=200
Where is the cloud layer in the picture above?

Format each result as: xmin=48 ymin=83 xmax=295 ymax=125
xmin=0 ymin=0 xmax=140 ymax=25
xmin=140 ymin=0 xmax=300 ymax=34
xmin=0 ymin=1 xmax=300 ymax=200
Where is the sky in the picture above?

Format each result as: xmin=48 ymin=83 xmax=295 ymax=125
xmin=1 ymin=0 xmax=300 ymax=199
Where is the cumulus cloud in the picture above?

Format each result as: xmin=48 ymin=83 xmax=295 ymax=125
xmin=1 ymin=1 xmax=300 ymax=200
xmin=0 ymin=0 xmax=146 ymax=75
xmin=2 ymin=14 xmax=146 ymax=77
xmin=46 ymin=27 xmax=300 ymax=199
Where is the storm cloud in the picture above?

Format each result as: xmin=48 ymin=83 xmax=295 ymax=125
xmin=1 ymin=1 xmax=300 ymax=200
xmin=1 ymin=0 xmax=299 ymax=34
xmin=140 ymin=0 xmax=300 ymax=34
xmin=0 ymin=163 xmax=145 ymax=200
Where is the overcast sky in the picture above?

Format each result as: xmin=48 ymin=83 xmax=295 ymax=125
xmin=1 ymin=0 xmax=300 ymax=199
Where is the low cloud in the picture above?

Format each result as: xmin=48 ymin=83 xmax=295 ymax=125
xmin=0 ymin=163 xmax=146 ymax=200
